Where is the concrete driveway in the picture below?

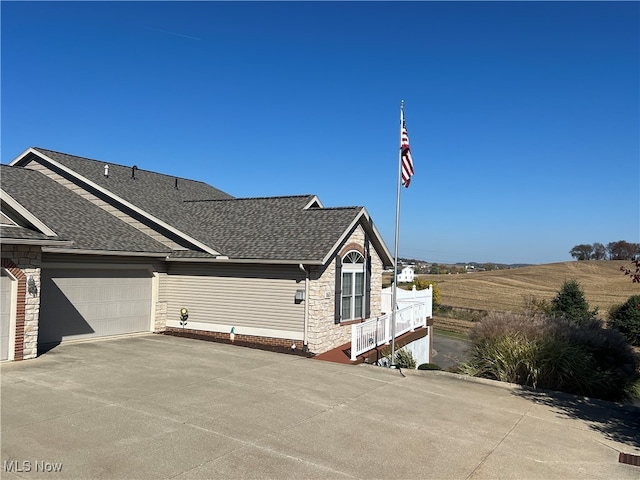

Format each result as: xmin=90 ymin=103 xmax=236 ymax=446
xmin=1 ymin=334 xmax=639 ymax=479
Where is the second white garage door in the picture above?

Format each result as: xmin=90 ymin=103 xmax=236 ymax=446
xmin=39 ymin=266 xmax=153 ymax=346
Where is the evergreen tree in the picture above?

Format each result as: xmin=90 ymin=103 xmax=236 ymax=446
xmin=609 ymin=295 xmax=640 ymax=346
xmin=550 ymin=279 xmax=598 ymax=324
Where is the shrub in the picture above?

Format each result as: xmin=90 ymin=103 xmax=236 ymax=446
xmin=608 ymin=295 xmax=640 ymax=346
xmin=550 ymin=279 xmax=598 ymax=324
xmin=411 ymin=278 xmax=440 ymax=309
xmin=460 ymin=312 xmax=640 ymax=401
xmin=418 ymin=363 xmax=442 ymax=370
xmin=392 ymin=348 xmax=417 ymax=369
xmin=564 ymin=318 xmax=640 ymax=399
xmin=522 ymin=294 xmax=551 ymax=316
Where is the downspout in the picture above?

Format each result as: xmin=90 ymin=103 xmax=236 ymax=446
xmin=298 ymin=264 xmax=309 ymax=351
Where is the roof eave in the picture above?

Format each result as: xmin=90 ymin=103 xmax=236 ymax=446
xmin=41 ymin=246 xmax=169 ymax=257
xmin=166 ymin=256 xmax=325 ymax=265
xmin=319 ymin=208 xmax=394 ymax=268
xmin=1 ymin=239 xmax=74 ymax=247
xmin=1 ymin=188 xmax=58 ymax=237
xmin=320 ymin=209 xmax=365 ymax=265
xmin=368 ymin=215 xmax=394 ymax=268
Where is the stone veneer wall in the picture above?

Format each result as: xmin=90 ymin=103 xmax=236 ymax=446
xmin=154 ymin=272 xmax=168 ymax=332
xmin=1 ymin=245 xmax=42 ymax=360
xmin=154 ymin=301 xmax=168 ymax=332
xmin=306 ymin=225 xmax=384 ymax=354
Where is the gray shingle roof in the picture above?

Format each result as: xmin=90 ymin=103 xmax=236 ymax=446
xmin=168 ymin=250 xmax=216 ymax=259
xmin=1 ymin=165 xmax=171 ymax=254
xmin=33 ymin=147 xmax=234 ymax=211
xmin=10 ymin=148 xmax=391 ymax=264
xmin=0 ymin=225 xmax=56 ymax=242
xmin=179 ymin=197 xmax=363 ymax=261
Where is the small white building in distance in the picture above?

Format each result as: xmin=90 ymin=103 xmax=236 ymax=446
xmin=397 ymin=265 xmax=415 ymax=283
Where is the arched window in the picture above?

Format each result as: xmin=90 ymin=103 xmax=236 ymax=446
xmin=341 ymin=251 xmax=365 ymax=321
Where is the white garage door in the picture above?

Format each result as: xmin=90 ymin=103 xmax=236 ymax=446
xmin=39 ymin=267 xmax=153 ymax=346
xmin=0 ymin=270 xmax=13 ymax=360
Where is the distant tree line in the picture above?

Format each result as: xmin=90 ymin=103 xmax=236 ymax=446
xmin=570 ymin=240 xmax=639 ymax=261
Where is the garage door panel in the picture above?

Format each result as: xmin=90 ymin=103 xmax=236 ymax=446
xmin=41 ymin=279 xmax=97 ymax=340
xmin=39 ymin=268 xmax=152 ymax=346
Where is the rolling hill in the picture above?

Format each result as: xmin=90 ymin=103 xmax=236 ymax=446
xmin=415 ymin=260 xmax=639 ymax=315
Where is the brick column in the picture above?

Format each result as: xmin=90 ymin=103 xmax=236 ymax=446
xmin=2 ymin=245 xmax=42 ymax=360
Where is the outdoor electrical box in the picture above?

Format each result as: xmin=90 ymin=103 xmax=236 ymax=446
xmin=295 ymin=290 xmax=305 ymax=302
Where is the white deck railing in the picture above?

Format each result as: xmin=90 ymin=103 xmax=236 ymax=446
xmin=350 ymin=302 xmax=427 ymax=361
xmin=382 ymin=285 xmax=433 ymax=319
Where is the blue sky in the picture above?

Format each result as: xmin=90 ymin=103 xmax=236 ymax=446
xmin=2 ymin=1 xmax=638 ymax=265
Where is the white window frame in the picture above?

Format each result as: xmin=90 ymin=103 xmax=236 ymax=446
xmin=341 ymin=251 xmax=365 ymax=321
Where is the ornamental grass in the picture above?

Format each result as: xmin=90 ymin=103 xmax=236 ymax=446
xmin=460 ymin=312 xmax=640 ymax=402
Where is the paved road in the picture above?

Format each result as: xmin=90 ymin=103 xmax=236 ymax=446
xmin=3 ymin=334 xmax=640 ymax=479
xmin=431 ymin=332 xmax=471 ymax=370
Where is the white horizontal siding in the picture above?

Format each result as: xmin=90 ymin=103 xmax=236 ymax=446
xmin=165 ymin=263 xmax=304 ymax=335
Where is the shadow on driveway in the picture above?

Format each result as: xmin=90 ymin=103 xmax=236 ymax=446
xmin=513 ymin=388 xmax=640 ymax=449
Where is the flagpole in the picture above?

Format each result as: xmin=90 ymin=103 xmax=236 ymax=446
xmin=390 ymin=100 xmax=404 ymax=367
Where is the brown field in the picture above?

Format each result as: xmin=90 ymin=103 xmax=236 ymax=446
xmin=409 ymin=261 xmax=639 ymax=315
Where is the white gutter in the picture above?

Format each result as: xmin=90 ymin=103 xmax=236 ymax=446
xmin=2 ymin=239 xmax=74 ymax=247
xmin=166 ymin=256 xmax=324 ymax=265
xmin=41 ymin=247 xmax=168 ymax=257
xmin=298 ymin=264 xmax=310 ymax=349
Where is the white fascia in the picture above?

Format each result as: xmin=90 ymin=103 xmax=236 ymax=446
xmin=41 ymin=247 xmax=168 ymax=257
xmin=1 ymin=238 xmax=74 ymax=247
xmin=166 ymin=256 xmax=324 ymax=265
xmin=320 ymin=208 xmax=367 ymax=265
xmin=303 ymin=195 xmax=324 ymax=209
xmin=0 ymin=189 xmax=58 ymax=237
xmin=367 ymin=213 xmax=394 ymax=267
xmin=320 ymin=207 xmax=394 ymax=268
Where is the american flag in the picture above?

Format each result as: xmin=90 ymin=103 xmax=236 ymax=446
xmin=400 ymin=110 xmax=414 ymax=187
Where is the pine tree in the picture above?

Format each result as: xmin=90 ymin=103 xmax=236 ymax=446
xmin=550 ymin=279 xmax=598 ymax=324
